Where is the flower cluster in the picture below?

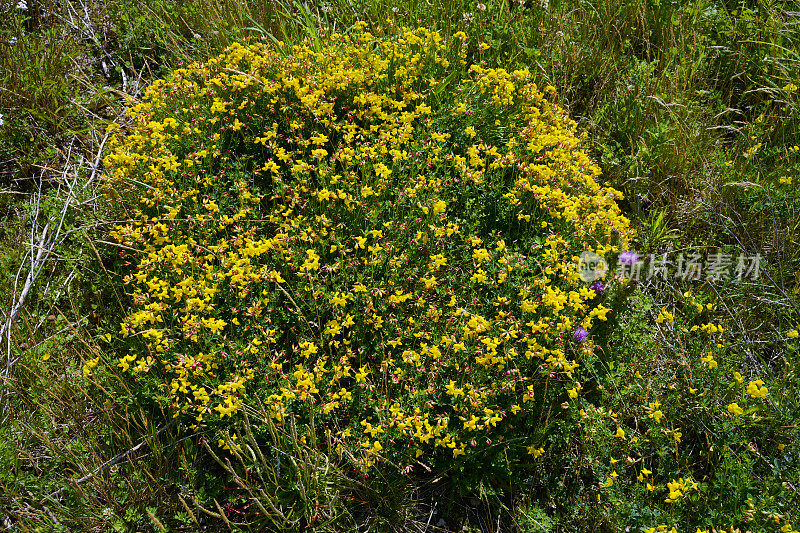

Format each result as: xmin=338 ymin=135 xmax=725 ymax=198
xmin=101 ymin=25 xmax=631 ymax=471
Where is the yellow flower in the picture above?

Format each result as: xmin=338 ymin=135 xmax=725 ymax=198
xmin=527 ymin=445 xmax=544 ymax=458
xmin=727 ymin=403 xmax=744 ymax=416
xmin=422 ymin=276 xmax=438 ymax=289
xmin=472 ymin=248 xmax=490 ymax=263
xmin=646 ymin=401 xmax=664 ymax=422
xmin=431 ymin=199 xmax=447 ymax=215
xmin=567 ymin=383 xmax=582 ymax=399
xmin=470 ymin=269 xmax=488 ymax=283
xmin=700 ymin=353 xmax=717 ymax=369
xmin=429 ymin=254 xmax=447 ymax=269
xmin=590 ymin=304 xmax=611 ymax=321
xmin=445 ymin=380 xmax=464 ymax=398
xmin=523 ymin=385 xmax=535 ymax=403
xmin=746 ymin=380 xmax=768 ymax=399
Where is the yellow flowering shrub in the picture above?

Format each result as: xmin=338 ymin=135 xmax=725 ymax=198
xmin=102 ymin=25 xmax=632 ymax=473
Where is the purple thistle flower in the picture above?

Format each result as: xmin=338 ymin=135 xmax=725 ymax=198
xmin=573 ymin=328 xmax=589 ymax=343
xmin=618 ymin=251 xmax=640 ymax=265
xmin=590 ymin=280 xmax=605 ymax=295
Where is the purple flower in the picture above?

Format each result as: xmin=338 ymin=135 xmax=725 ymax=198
xmin=573 ymin=328 xmax=589 ymax=343
xmin=590 ymin=280 xmax=605 ymax=295
xmin=618 ymin=251 xmax=640 ymax=265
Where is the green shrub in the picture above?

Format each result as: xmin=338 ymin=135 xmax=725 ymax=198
xmin=101 ymin=24 xmax=630 ymax=486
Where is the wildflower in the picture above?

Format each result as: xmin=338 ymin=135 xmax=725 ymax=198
xmin=472 ymin=248 xmax=490 ymax=262
xmin=445 ymin=380 xmax=464 ymax=398
xmin=727 ymin=403 xmax=744 ymax=416
xmin=647 ymin=401 xmax=664 ymax=422
xmin=83 ymin=357 xmax=101 ymax=377
xmin=527 ymin=445 xmax=544 ymax=457
xmin=589 ymin=304 xmax=611 ymax=321
xmin=701 ymin=354 xmax=717 ymax=369
xmin=430 ymin=254 xmax=447 ymax=269
xmin=422 ymin=276 xmax=438 ymax=289
xmin=618 ymin=251 xmax=640 ymax=265
xmin=301 ymin=249 xmax=321 ymax=271
xmin=589 ymin=280 xmax=605 ymax=294
xmin=476 ymin=2 xmax=486 ymax=11
xmin=470 ymin=269 xmax=488 ymax=283
xmin=746 ymin=380 xmax=768 ymax=399
xmin=655 ymin=309 xmax=674 ymax=324
xmin=573 ymin=328 xmax=589 ymax=343
xmin=567 ymin=383 xmax=582 ymax=399
xmin=464 ymin=415 xmax=480 ymax=430
xmin=431 ymin=199 xmax=447 ymax=215
xmin=299 ymin=341 xmax=318 ymax=357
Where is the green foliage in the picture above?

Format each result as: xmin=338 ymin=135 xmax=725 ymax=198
xmin=106 ymin=0 xmax=284 ymax=68
xmin=0 ymin=5 xmax=90 ymax=183
xmin=570 ymin=286 xmax=800 ymax=530
xmin=96 ymin=25 xmax=632 ymax=528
